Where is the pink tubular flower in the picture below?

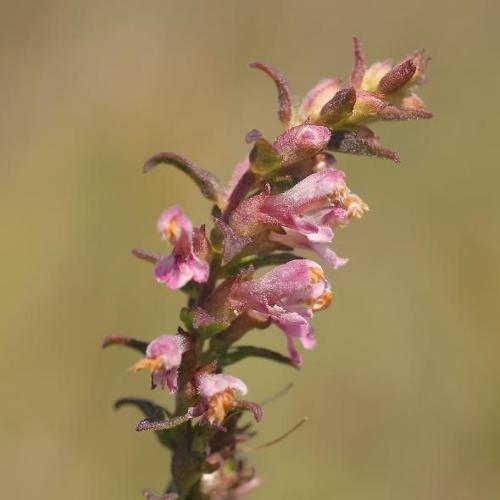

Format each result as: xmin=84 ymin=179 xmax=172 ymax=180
xmin=229 ymin=169 xmax=368 ymax=268
xmin=196 ymin=260 xmax=331 ymax=367
xmin=234 ymin=259 xmax=332 ymax=366
xmin=154 ymin=206 xmax=209 ymax=289
xmin=190 ymin=373 xmax=249 ymax=425
xmin=129 ymin=334 xmax=188 ymax=393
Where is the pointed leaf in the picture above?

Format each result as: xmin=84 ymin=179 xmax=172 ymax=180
xmin=328 ymin=128 xmax=400 ymax=162
xmin=249 ymin=62 xmax=293 ymax=127
xmin=131 ymin=248 xmax=162 ymax=264
xmin=378 ymin=106 xmax=433 ymax=121
xmin=350 ymin=36 xmax=366 ymax=88
xmin=236 ymin=400 xmax=263 ymax=422
xmin=114 ymin=397 xmax=172 ymax=418
xmin=136 ymin=414 xmax=190 ymax=432
xmin=220 ymin=345 xmax=297 ymax=369
xmin=102 ymin=335 xmax=148 ymax=354
xmin=114 ymin=398 xmax=175 ymax=449
xmin=143 ymin=152 xmax=224 ymax=205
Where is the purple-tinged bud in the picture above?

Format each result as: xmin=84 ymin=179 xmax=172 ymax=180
xmin=129 ymin=334 xmax=188 ymax=393
xmin=273 ymin=124 xmax=331 ymax=166
xmin=300 ymin=77 xmax=342 ymax=122
xmin=250 ymin=62 xmax=293 ymax=127
xmin=318 ymin=87 xmax=357 ymax=126
xmin=378 ymin=59 xmax=417 ymax=94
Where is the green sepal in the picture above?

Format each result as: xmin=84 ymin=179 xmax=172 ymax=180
xmin=180 ymin=307 xmax=194 ymax=331
xmin=249 ymin=138 xmax=282 ymax=175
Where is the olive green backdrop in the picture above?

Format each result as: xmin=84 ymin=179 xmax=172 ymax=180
xmin=1 ymin=1 xmax=499 ymax=499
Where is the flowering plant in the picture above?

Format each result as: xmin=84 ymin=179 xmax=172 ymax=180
xmin=104 ymin=38 xmax=431 ymax=499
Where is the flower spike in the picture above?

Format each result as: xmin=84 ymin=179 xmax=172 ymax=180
xmin=108 ymin=40 xmax=432 ymax=499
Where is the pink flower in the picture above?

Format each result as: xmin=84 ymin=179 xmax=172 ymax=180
xmin=154 ymin=206 xmax=210 ymax=289
xmin=129 ymin=334 xmax=188 ymax=393
xmin=233 ymin=259 xmax=332 ymax=366
xmin=199 ymin=260 xmax=332 ymax=367
xmin=190 ymin=373 xmax=249 ymax=425
xmin=229 ymin=169 xmax=368 ymax=268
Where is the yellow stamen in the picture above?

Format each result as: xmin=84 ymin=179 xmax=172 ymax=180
xmin=309 ymin=266 xmax=325 ymax=284
xmin=206 ymin=388 xmax=236 ymax=424
xmin=344 ymin=194 xmax=369 ymax=219
xmin=334 ymin=185 xmax=349 ymax=202
xmin=313 ymin=289 xmax=333 ymax=311
xmin=164 ymin=219 xmax=180 ymax=240
xmin=129 ymin=357 xmax=162 ymax=372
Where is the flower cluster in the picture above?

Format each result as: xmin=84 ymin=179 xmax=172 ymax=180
xmin=105 ymin=38 xmax=431 ymax=499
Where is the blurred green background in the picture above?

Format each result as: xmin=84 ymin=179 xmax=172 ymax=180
xmin=1 ymin=1 xmax=499 ymax=498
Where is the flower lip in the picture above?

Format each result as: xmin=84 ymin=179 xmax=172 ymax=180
xmin=155 ymin=206 xmax=210 ymax=289
xmin=195 ymin=373 xmax=249 ymax=425
xmin=129 ymin=334 xmax=187 ymax=393
xmin=198 ymin=373 xmax=248 ymax=399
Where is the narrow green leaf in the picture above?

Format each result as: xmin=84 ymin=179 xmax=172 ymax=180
xmin=220 ymin=345 xmax=296 ymax=369
xmin=136 ymin=414 xmax=190 ymax=432
xmin=114 ymin=398 xmax=175 ymax=449
xmin=102 ymin=335 xmax=148 ymax=354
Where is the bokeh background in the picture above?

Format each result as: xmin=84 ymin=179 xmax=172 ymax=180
xmin=1 ymin=1 xmax=499 ymax=499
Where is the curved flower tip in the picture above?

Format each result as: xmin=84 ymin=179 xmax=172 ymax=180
xmin=130 ymin=334 xmax=188 ymax=393
xmin=154 ymin=206 xmax=209 ymax=289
